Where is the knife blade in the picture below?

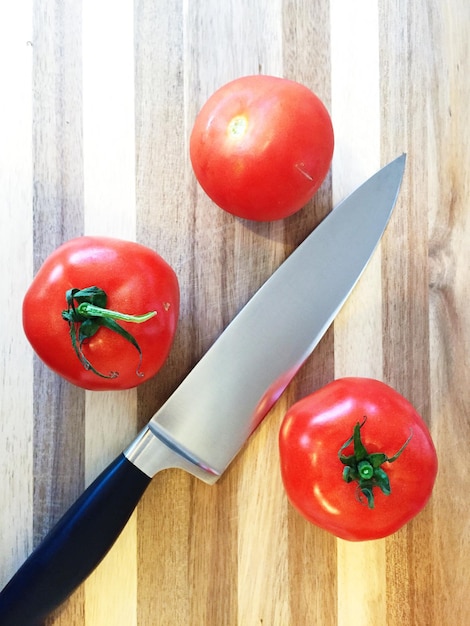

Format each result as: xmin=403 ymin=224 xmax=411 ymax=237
xmin=0 ymin=154 xmax=406 ymax=625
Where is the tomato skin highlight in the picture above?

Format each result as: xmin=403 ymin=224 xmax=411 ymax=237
xmin=22 ymin=237 xmax=180 ymax=391
xmin=279 ymin=378 xmax=438 ymax=541
xmin=190 ymin=75 xmax=334 ymax=221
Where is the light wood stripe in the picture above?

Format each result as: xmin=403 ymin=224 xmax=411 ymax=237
xmin=0 ymin=0 xmax=35 ymax=587
xmin=81 ymin=2 xmax=139 ymax=625
xmin=330 ymin=3 xmax=386 ymax=626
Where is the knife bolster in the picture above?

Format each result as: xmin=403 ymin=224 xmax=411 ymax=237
xmin=124 ymin=425 xmax=221 ymax=484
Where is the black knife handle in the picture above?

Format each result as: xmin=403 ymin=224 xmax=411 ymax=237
xmin=0 ymin=453 xmax=151 ymax=626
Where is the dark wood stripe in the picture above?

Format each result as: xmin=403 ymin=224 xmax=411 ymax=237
xmin=31 ymin=4 xmax=85 ymax=624
xmin=31 ymin=0 xmax=85 ymax=526
xmin=380 ymin=2 xmax=437 ymax=625
xmin=282 ymin=1 xmax=337 ymax=622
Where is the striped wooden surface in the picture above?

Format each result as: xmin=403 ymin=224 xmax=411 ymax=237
xmin=1 ymin=1 xmax=469 ymax=624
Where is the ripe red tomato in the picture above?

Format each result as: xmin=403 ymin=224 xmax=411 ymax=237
xmin=189 ymin=75 xmax=334 ymax=221
xmin=23 ymin=236 xmax=179 ymax=391
xmin=279 ymin=378 xmax=438 ymax=541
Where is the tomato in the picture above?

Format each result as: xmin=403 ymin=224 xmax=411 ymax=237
xmin=23 ymin=236 xmax=179 ymax=391
xmin=189 ymin=75 xmax=334 ymax=221
xmin=279 ymin=378 xmax=438 ymax=541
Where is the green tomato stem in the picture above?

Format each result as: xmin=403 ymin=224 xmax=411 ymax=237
xmin=76 ymin=302 xmax=156 ymax=324
xmin=338 ymin=419 xmax=413 ymax=509
xmin=61 ymin=286 xmax=157 ymax=380
xmin=358 ymin=460 xmax=374 ymax=480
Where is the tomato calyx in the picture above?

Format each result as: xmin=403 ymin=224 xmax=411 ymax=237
xmin=338 ymin=418 xmax=413 ymax=509
xmin=61 ymin=286 xmax=157 ymax=380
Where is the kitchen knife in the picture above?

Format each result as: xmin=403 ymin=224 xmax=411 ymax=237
xmin=0 ymin=155 xmax=406 ymax=626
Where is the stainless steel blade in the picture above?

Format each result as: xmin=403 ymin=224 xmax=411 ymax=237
xmin=125 ymin=155 xmax=406 ymax=483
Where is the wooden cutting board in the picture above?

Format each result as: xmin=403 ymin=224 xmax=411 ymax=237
xmin=1 ymin=1 xmax=469 ymax=624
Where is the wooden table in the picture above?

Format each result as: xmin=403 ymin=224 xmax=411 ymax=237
xmin=1 ymin=1 xmax=469 ymax=624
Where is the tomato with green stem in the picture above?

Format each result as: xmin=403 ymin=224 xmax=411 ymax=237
xmin=23 ymin=236 xmax=179 ymax=391
xmin=279 ymin=378 xmax=438 ymax=541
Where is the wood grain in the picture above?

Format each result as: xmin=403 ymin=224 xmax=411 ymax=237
xmin=1 ymin=0 xmax=469 ymax=625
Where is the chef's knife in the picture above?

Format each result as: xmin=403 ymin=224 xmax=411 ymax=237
xmin=0 ymin=155 xmax=405 ymax=626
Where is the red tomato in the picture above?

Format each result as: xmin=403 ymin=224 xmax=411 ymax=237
xmin=279 ymin=378 xmax=438 ymax=541
xmin=189 ymin=75 xmax=334 ymax=221
xmin=23 ymin=236 xmax=179 ymax=391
